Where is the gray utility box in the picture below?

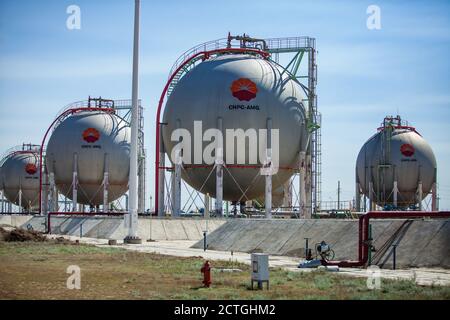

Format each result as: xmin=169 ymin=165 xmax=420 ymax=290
xmin=251 ymin=253 xmax=269 ymax=290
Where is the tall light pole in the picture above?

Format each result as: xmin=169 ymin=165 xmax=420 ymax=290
xmin=124 ymin=0 xmax=142 ymax=244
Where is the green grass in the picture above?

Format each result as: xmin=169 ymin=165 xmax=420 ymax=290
xmin=0 ymin=241 xmax=449 ymax=300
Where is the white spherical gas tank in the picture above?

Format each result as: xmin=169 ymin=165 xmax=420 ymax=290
xmin=46 ymin=111 xmax=130 ymax=206
xmin=0 ymin=150 xmax=40 ymax=209
xmin=356 ymin=123 xmax=436 ymax=208
xmin=163 ymin=54 xmax=309 ymax=202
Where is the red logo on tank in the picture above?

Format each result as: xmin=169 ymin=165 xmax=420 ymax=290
xmin=82 ymin=128 xmax=100 ymax=143
xmin=25 ymin=163 xmax=37 ymax=175
xmin=230 ymin=78 xmax=258 ymax=101
xmin=400 ymin=143 xmax=415 ymax=157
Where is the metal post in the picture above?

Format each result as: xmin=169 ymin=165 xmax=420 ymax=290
xmin=305 ymin=154 xmax=312 ymax=218
xmin=1 ymin=190 xmax=4 ymax=213
xmin=417 ymin=181 xmax=423 ymax=211
xmin=103 ymin=154 xmax=109 ymax=212
xmin=49 ymin=172 xmax=57 ymax=212
xmin=355 ymin=182 xmax=361 ymax=212
xmin=215 ymin=117 xmax=223 ymax=217
xmin=18 ymin=186 xmax=22 ymax=213
xmin=72 ymin=153 xmax=78 ymax=212
xmin=158 ymin=123 xmax=165 ymax=217
xmin=205 ymin=193 xmax=210 ymax=218
xmin=282 ymin=179 xmax=292 ymax=210
xmin=138 ymin=106 xmax=146 ymax=214
xmin=369 ymin=181 xmax=375 ymax=211
xmin=304 ymin=237 xmax=310 ymax=260
xmin=337 ymin=180 xmax=341 ymax=210
xmin=299 ymin=151 xmax=306 ymax=218
xmin=431 ymin=183 xmax=437 ymax=211
xmin=172 ymin=145 xmax=181 ymax=217
xmin=265 ymin=118 xmax=272 ymax=219
xmin=393 ymin=180 xmax=398 ymax=208
xmin=124 ymin=0 xmax=141 ymax=244
xmin=225 ymin=201 xmax=229 ymax=217
xmin=203 ymin=231 xmax=207 ymax=251
xmin=42 ymin=166 xmax=49 ymax=217
xmin=368 ymin=224 xmax=373 ymax=265
xmin=392 ymin=244 xmax=397 ymax=270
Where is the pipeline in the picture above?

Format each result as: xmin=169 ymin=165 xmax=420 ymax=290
xmin=322 ymin=211 xmax=450 ymax=268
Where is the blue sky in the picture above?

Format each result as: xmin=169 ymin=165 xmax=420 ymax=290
xmin=1 ymin=0 xmax=449 ymax=210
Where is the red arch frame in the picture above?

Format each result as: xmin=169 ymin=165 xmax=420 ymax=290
xmin=154 ymin=48 xmax=270 ymax=214
xmin=38 ymin=107 xmax=115 ymax=214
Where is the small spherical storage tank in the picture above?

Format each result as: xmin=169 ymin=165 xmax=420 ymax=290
xmin=46 ymin=111 xmax=131 ymax=206
xmin=162 ymin=54 xmax=309 ymax=202
xmin=356 ymin=118 xmax=436 ymax=208
xmin=0 ymin=147 xmax=40 ymax=209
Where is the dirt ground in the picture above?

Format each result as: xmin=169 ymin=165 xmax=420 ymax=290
xmin=1 ymin=238 xmax=449 ymax=300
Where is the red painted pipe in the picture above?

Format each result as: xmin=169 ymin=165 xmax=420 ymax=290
xmin=154 ymin=48 xmax=270 ymax=215
xmin=323 ymin=211 xmax=450 ymax=268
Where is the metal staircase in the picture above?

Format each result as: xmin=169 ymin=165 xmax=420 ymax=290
xmin=164 ymin=34 xmax=321 ymax=214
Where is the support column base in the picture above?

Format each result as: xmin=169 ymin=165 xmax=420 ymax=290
xmin=123 ymin=236 xmax=142 ymax=244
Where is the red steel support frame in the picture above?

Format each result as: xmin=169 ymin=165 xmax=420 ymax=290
xmin=154 ymin=48 xmax=270 ymax=214
xmin=323 ymin=211 xmax=450 ymax=268
xmin=38 ymin=107 xmax=115 ymax=214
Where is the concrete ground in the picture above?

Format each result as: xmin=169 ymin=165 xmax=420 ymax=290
xmin=47 ymin=234 xmax=450 ymax=287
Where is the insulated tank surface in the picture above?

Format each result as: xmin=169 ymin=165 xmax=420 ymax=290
xmin=0 ymin=147 xmax=40 ymax=210
xmin=162 ymin=54 xmax=309 ymax=202
xmin=356 ymin=117 xmax=436 ymax=208
xmin=46 ymin=111 xmax=131 ymax=206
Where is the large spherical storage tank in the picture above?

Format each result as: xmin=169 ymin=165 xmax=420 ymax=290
xmin=0 ymin=146 xmax=40 ymax=210
xmin=162 ymin=54 xmax=309 ymax=202
xmin=45 ymin=110 xmax=131 ymax=206
xmin=356 ymin=117 xmax=436 ymax=208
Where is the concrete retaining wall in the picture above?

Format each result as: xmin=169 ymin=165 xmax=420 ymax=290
xmin=192 ymin=219 xmax=450 ymax=269
xmin=6 ymin=215 xmax=225 ymax=241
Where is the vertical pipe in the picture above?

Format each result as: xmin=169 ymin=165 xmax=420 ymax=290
xmin=431 ymin=183 xmax=437 ymax=211
xmin=299 ymin=151 xmax=306 ymax=218
xmin=1 ymin=189 xmax=4 ymax=213
xmin=103 ymin=154 xmax=109 ymax=212
xmin=282 ymin=179 xmax=292 ymax=210
xmin=393 ymin=180 xmax=398 ymax=208
xmin=355 ymin=182 xmax=361 ymax=212
xmin=18 ymin=186 xmax=23 ymax=213
xmin=49 ymin=172 xmax=56 ymax=212
xmin=225 ymin=201 xmax=229 ymax=217
xmin=392 ymin=245 xmax=397 ymax=270
xmin=215 ymin=117 xmax=223 ymax=217
xmin=265 ymin=118 xmax=272 ymax=219
xmin=205 ymin=193 xmax=210 ymax=218
xmin=42 ymin=165 xmax=49 ymax=220
xmin=368 ymin=224 xmax=373 ymax=266
xmin=138 ymin=107 xmax=146 ymax=214
xmin=173 ymin=148 xmax=181 ymax=218
xmin=417 ymin=181 xmax=423 ymax=211
xmin=158 ymin=123 xmax=165 ymax=217
xmin=305 ymin=154 xmax=312 ymax=218
xmin=125 ymin=0 xmax=141 ymax=243
xmin=72 ymin=153 xmax=78 ymax=211
xmin=369 ymin=181 xmax=374 ymax=211
xmin=337 ymin=180 xmax=341 ymax=210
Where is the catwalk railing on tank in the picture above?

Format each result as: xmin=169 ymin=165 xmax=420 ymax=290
xmin=0 ymin=144 xmax=40 ymax=167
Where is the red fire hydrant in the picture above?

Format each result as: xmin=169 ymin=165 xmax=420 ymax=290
xmin=201 ymin=260 xmax=212 ymax=287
